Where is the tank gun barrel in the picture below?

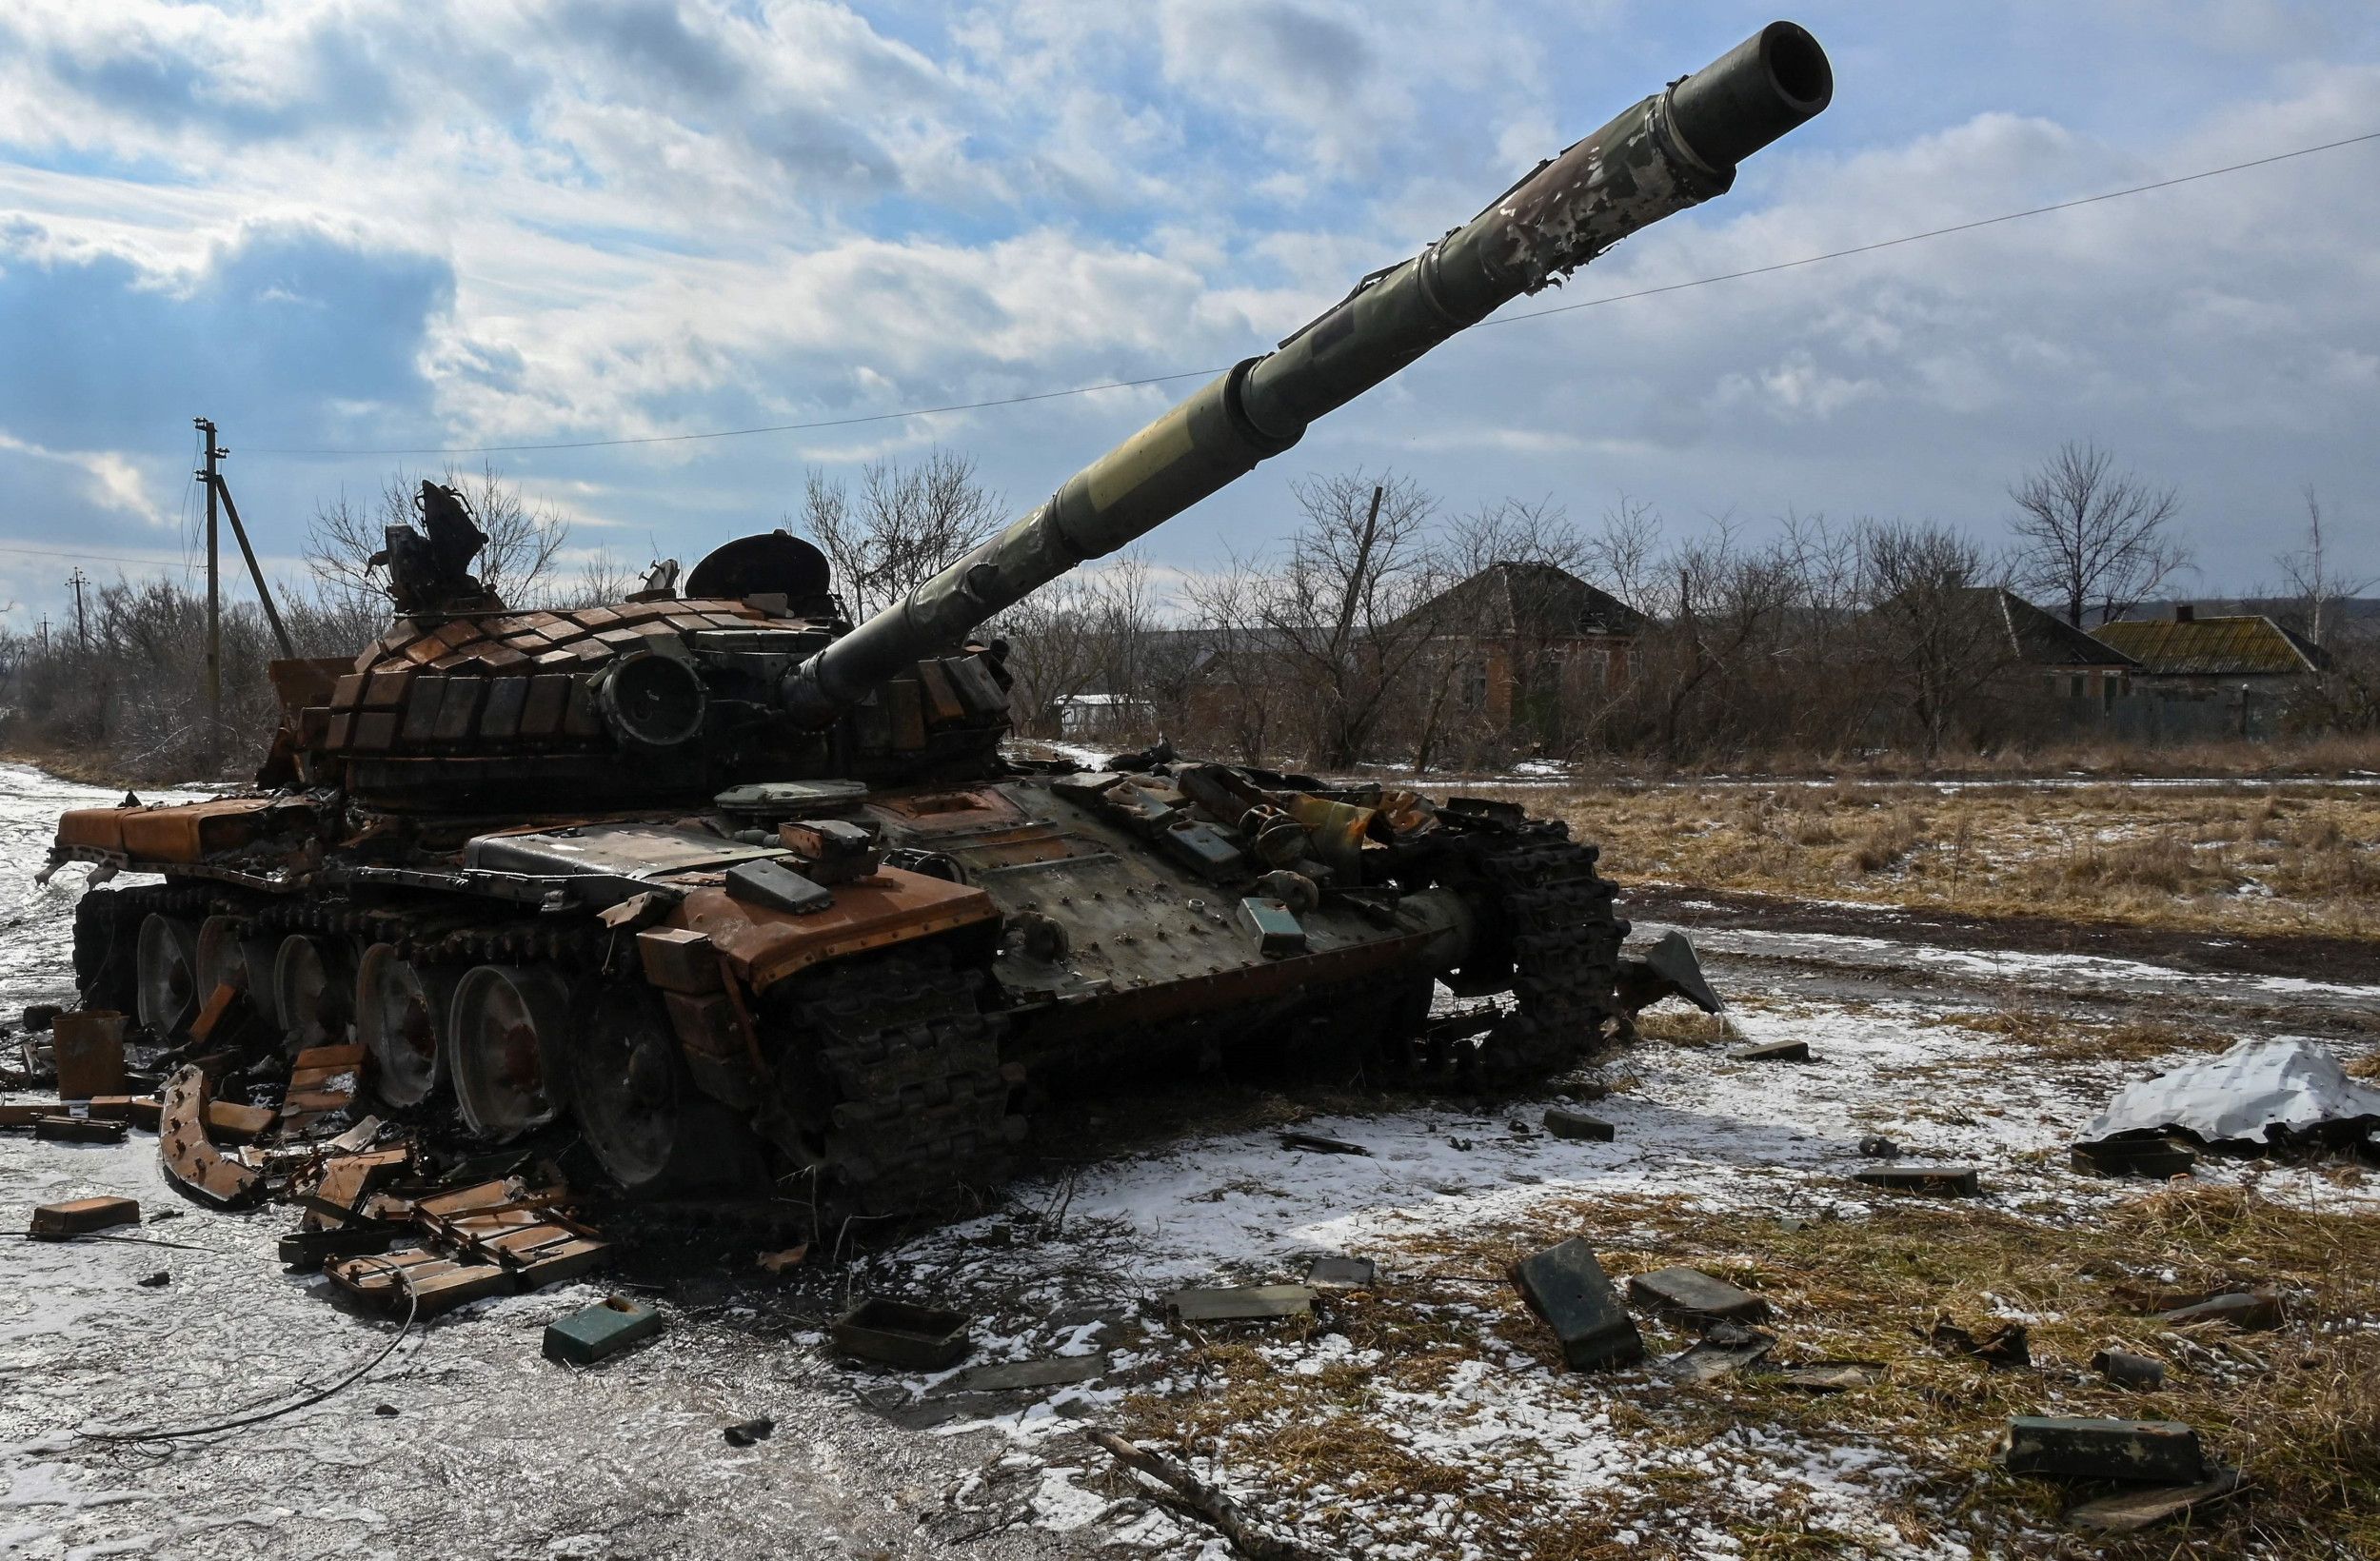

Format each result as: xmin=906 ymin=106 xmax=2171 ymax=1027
xmin=784 ymin=22 xmax=1831 ymax=723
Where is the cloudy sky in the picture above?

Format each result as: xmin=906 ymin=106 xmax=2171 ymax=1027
xmin=2 ymin=0 xmax=2375 ymax=628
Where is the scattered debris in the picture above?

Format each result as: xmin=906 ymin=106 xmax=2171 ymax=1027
xmin=1853 ymin=1163 xmax=1981 ymax=1196
xmin=833 ymin=1298 xmax=972 ymax=1368
xmin=330 ymin=1247 xmax=511 ymax=1316
xmin=33 ymin=1115 xmax=128 ymax=1144
xmin=278 ymin=1043 xmax=365 ymax=1138
xmin=324 ymin=1176 xmax=605 ymax=1315
xmin=1929 ymin=1317 xmax=2032 ymax=1369
xmin=29 ymin=1195 xmax=140 ymax=1238
xmin=942 ymin=1354 xmax=1108 ymax=1393
xmin=724 ymin=1416 xmax=775 ymax=1447
xmin=279 ymin=1211 xmax=404 ymax=1269
xmin=2151 ymin=1291 xmax=2282 ymax=1332
xmin=416 ymin=1178 xmax=608 ymax=1287
xmin=50 ymin=1009 xmax=127 ymax=1099
xmin=1614 ymin=930 xmax=1723 ymax=1018
xmin=2067 ymin=1466 xmax=2242 ymax=1532
xmin=157 ymin=1064 xmax=263 ymax=1206
xmin=1541 ymin=1107 xmax=1615 ymax=1142
xmin=1166 ymin=1285 xmax=1318 ymax=1324
xmin=2086 ymin=1036 xmax=2380 ymax=1153
xmin=1732 ymin=1039 xmax=1810 ymax=1063
xmin=1279 ymin=1131 xmax=1369 ymax=1156
xmin=1509 ymin=1238 xmax=1643 ymax=1370
xmin=2072 ymin=1131 xmax=2198 ymax=1178
xmin=1855 ymin=1135 xmax=1900 ymax=1158
xmin=1666 ymin=1320 xmax=1776 ymax=1383
xmin=2000 ymin=1416 xmax=2206 ymax=1485
xmin=1770 ymin=1360 xmax=1886 ymax=1393
xmin=544 ymin=1296 xmax=664 ymax=1366
xmin=2092 ymin=1348 xmax=2167 ymax=1392
xmin=1626 ymin=1265 xmax=1768 ymax=1323
xmin=1303 ymin=1255 xmax=1377 ymax=1291
xmin=1089 ymin=1428 xmax=1329 ymax=1561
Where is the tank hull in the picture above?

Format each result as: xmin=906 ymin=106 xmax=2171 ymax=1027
xmin=53 ymin=756 xmax=1624 ymax=1216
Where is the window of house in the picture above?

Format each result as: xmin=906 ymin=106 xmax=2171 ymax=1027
xmin=1461 ymin=661 xmax=1487 ymax=710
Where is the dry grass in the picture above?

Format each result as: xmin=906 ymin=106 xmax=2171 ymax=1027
xmin=1120 ymin=1186 xmax=2380 ymax=1558
xmin=1541 ymin=781 xmax=2380 ymax=941
xmin=1935 ymin=1010 xmax=2234 ymax=1063
xmin=1515 ymin=735 xmax=2380 ymax=783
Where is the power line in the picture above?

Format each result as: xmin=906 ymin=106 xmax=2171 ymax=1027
xmin=0 ymin=541 xmax=210 ymax=566
xmin=169 ymin=125 xmax=2380 ymax=462
xmin=1492 ymin=128 xmax=2380 ymax=326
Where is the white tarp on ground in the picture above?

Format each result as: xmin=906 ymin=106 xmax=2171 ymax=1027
xmin=2085 ymin=1035 xmax=2380 ymax=1146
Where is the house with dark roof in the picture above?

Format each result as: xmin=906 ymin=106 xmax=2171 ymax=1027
xmin=2093 ymin=606 xmax=2330 ymax=681
xmin=2092 ymin=606 xmax=2330 ymax=741
xmin=1971 ymin=587 xmax=2140 ymax=707
xmin=1409 ymin=562 xmax=1649 ymax=740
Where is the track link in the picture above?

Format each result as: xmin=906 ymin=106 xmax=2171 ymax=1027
xmin=779 ymin=951 xmax=1022 ymax=1219
xmin=1418 ymin=821 xmax=1629 ymax=1083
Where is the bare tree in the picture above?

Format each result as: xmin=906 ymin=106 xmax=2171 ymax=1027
xmin=1586 ymin=496 xmax=1662 ymax=609
xmin=1180 ymin=559 xmax=1290 ymax=765
xmin=555 ymin=547 xmax=642 ymax=610
xmin=989 ymin=550 xmax=1163 ymax=741
xmin=2008 ymin=440 xmax=2188 ymax=627
xmin=2275 ymin=485 xmax=2371 ymax=649
xmin=1616 ymin=520 xmax=1807 ymax=764
xmin=1857 ymin=521 xmax=2014 ymax=757
xmin=803 ymin=450 xmax=1002 ymax=622
xmin=1251 ymin=471 xmax=1449 ymax=770
xmin=990 ymin=572 xmax=1107 ymax=738
xmin=307 ymin=463 xmax=571 ymax=610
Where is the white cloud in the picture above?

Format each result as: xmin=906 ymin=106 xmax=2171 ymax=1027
xmin=0 ymin=0 xmax=2372 ymax=617
xmin=0 ymin=429 xmax=177 ymax=528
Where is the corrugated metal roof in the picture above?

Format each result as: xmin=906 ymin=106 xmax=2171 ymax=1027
xmin=2093 ymin=616 xmax=2326 ymax=676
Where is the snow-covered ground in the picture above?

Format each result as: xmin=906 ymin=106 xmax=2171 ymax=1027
xmin=3 ymin=761 xmax=2375 ymax=1558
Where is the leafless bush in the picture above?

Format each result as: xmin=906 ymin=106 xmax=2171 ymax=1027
xmin=802 ymin=450 xmax=1002 ymax=622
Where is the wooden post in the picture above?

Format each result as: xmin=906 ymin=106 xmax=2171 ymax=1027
xmin=197 ymin=416 xmax=223 ymax=766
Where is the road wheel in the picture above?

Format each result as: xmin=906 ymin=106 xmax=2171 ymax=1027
xmin=570 ymin=985 xmax=749 ymax=1192
xmin=356 ymin=944 xmax=456 ymax=1109
xmin=135 ymin=914 xmax=201 ymax=1038
xmin=273 ymin=934 xmax=355 ymax=1055
xmin=192 ymin=916 xmax=273 ymax=1043
xmin=449 ymin=963 xmax=568 ymax=1140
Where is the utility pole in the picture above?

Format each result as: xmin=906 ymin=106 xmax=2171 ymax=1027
xmin=66 ymin=567 xmax=88 ymax=654
xmin=197 ymin=416 xmax=223 ymax=767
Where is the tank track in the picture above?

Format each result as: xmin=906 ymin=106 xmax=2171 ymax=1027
xmin=778 ymin=951 xmax=1023 ymax=1220
xmin=1423 ymin=822 xmax=1629 ymax=1084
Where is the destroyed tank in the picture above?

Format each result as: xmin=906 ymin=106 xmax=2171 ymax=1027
xmin=47 ymin=24 xmax=1830 ymax=1216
